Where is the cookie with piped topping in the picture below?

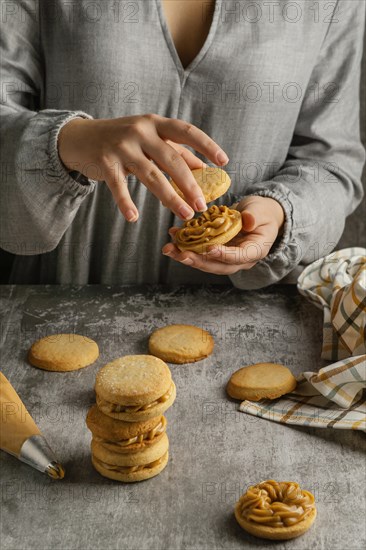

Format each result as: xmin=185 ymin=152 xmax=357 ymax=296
xmin=86 ymin=404 xmax=167 ymax=453
xmin=91 ymin=432 xmax=169 ymax=482
xmin=95 ymin=355 xmax=176 ymax=421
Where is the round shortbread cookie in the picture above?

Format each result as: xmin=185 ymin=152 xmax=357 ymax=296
xmin=92 ymin=450 xmax=169 ymax=482
xmin=174 ymin=205 xmax=242 ymax=254
xmin=96 ymin=381 xmax=176 ymax=422
xmin=86 ymin=404 xmax=163 ymax=439
xmin=91 ymin=432 xmax=169 ymax=467
xmin=234 ymin=480 xmax=317 ymax=540
xmin=86 ymin=405 xmax=167 ymax=452
xmin=227 ymin=363 xmax=297 ymax=401
xmin=28 ymin=334 xmax=99 ymax=372
xmin=170 ymin=166 xmax=231 ymax=203
xmin=149 ymin=324 xmax=214 ymax=364
xmin=95 ymin=355 xmax=172 ymax=406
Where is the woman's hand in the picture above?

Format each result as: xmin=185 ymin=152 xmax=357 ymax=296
xmin=57 ymin=114 xmax=229 ymax=222
xmin=162 ymin=196 xmax=285 ymax=274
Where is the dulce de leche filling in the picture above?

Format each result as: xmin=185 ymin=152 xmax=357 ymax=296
xmin=175 ymin=205 xmax=240 ymax=248
xmin=237 ymin=480 xmax=315 ymax=528
xmin=99 ymin=383 xmax=173 ymax=414
xmin=95 ymin=417 xmax=167 ymax=448
xmin=94 ymin=453 xmax=166 ymax=474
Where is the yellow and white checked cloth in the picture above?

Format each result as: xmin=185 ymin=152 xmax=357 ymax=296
xmin=298 ymin=247 xmax=366 ymax=360
xmin=239 ymin=248 xmax=366 ymax=431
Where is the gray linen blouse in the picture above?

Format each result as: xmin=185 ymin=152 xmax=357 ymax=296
xmin=1 ymin=0 xmax=365 ymax=286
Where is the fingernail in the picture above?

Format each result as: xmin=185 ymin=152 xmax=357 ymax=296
xmin=216 ymin=151 xmax=229 ymax=165
xmin=195 ymin=197 xmax=207 ymax=212
xmin=181 ymin=258 xmax=193 ymax=265
xmin=207 ymin=247 xmax=220 ymax=256
xmin=162 ymin=250 xmax=172 ymax=256
xmin=178 ymin=205 xmax=194 ymax=220
xmin=126 ymin=209 xmax=138 ymax=222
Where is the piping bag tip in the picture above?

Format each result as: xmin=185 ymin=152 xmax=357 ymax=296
xmin=19 ymin=435 xmax=65 ymax=479
xmin=0 ymin=373 xmax=65 ymax=479
xmin=46 ymin=461 xmax=65 ymax=480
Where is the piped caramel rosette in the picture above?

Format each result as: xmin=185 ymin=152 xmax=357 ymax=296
xmin=174 ymin=205 xmax=242 ymax=254
xmin=235 ymin=480 xmax=317 ymax=540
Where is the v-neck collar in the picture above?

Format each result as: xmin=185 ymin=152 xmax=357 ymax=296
xmin=155 ymin=0 xmax=222 ymax=83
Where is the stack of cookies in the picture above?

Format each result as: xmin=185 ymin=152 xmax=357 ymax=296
xmin=86 ymin=355 xmax=176 ymax=482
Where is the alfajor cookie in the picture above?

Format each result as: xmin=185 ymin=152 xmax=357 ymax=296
xmin=227 ymin=363 xmax=297 ymax=401
xmin=91 ymin=432 xmax=169 ymax=482
xmin=28 ymin=334 xmax=99 ymax=372
xmin=170 ymin=166 xmax=231 ymax=203
xmin=149 ymin=324 xmax=214 ymax=364
xmin=86 ymin=404 xmax=167 ymax=453
xmin=235 ymin=480 xmax=317 ymax=540
xmin=95 ymin=355 xmax=176 ymax=421
xmin=174 ymin=205 xmax=242 ymax=253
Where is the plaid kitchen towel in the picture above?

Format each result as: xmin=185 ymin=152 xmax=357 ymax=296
xmin=239 ymin=249 xmax=366 ymax=430
xmin=297 ymin=247 xmax=366 ymax=360
xmin=239 ymin=355 xmax=366 ymax=430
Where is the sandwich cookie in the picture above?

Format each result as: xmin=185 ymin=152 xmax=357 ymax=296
xmin=91 ymin=432 xmax=169 ymax=482
xmin=174 ymin=205 xmax=242 ymax=254
xmin=95 ymin=355 xmax=176 ymax=421
xmin=170 ymin=166 xmax=231 ymax=203
xmin=149 ymin=324 xmax=214 ymax=364
xmin=235 ymin=480 xmax=317 ymax=540
xmin=86 ymin=404 xmax=167 ymax=453
xmin=28 ymin=334 xmax=99 ymax=372
xmin=170 ymin=167 xmax=241 ymax=254
xmin=227 ymin=363 xmax=297 ymax=401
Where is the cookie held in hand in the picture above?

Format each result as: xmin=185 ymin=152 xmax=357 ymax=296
xmin=170 ymin=166 xmax=231 ymax=203
xmin=174 ymin=205 xmax=242 ymax=254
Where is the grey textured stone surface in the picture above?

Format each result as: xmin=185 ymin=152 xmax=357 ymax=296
xmin=0 ymin=285 xmax=365 ymax=550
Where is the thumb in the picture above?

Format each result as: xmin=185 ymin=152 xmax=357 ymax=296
xmin=235 ymin=196 xmax=269 ymax=232
xmin=238 ymin=200 xmax=260 ymax=232
xmin=241 ymin=209 xmax=257 ymax=232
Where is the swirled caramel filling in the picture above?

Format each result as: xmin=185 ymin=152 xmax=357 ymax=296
xmin=237 ymin=480 xmax=315 ymax=527
xmin=98 ymin=383 xmax=173 ymax=413
xmin=94 ymin=417 xmax=167 ymax=448
xmin=93 ymin=453 xmax=166 ymax=474
xmin=175 ymin=205 xmax=240 ymax=249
